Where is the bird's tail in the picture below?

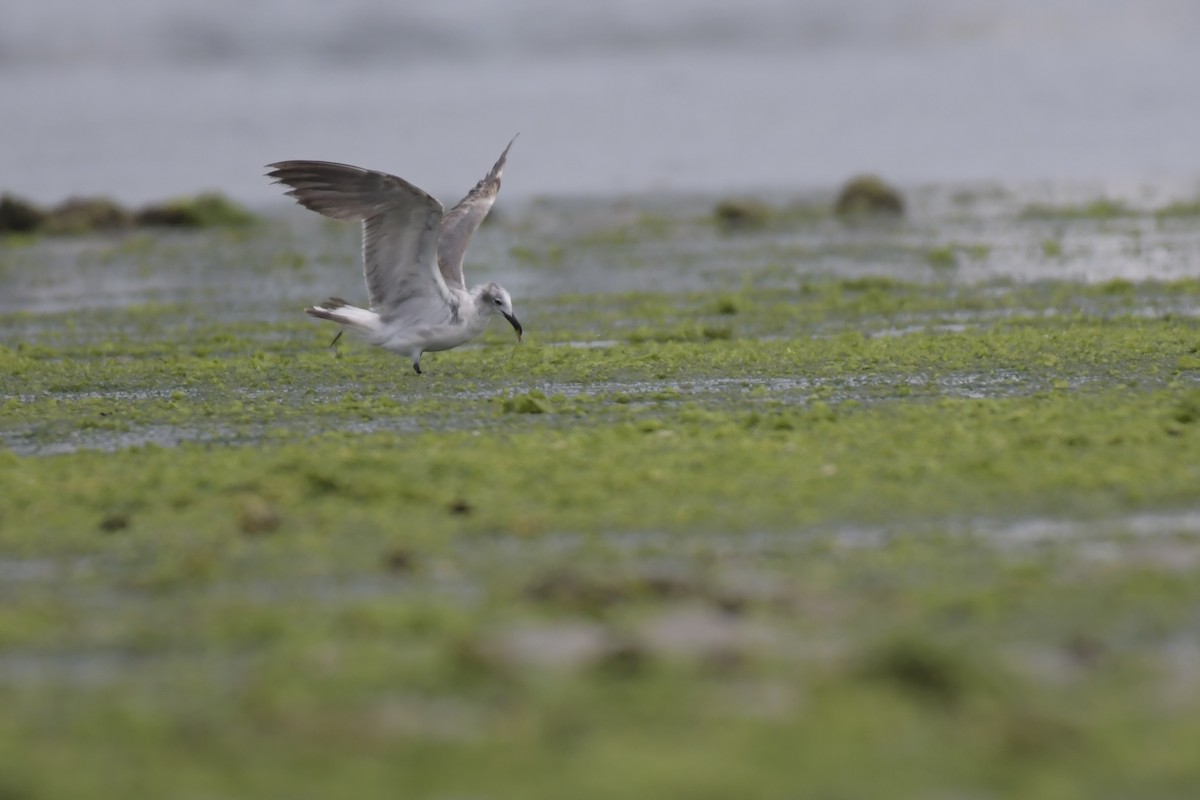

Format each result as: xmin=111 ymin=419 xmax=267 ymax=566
xmin=304 ymin=298 xmax=381 ymax=333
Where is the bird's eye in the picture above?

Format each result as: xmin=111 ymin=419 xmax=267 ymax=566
xmin=493 ymin=297 xmax=503 ymax=305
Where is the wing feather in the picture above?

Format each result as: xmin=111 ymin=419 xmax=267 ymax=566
xmin=436 ymin=135 xmax=517 ymax=291
xmin=266 ymin=160 xmax=451 ymax=317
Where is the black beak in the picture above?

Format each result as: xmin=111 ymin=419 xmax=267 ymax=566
xmin=502 ymin=312 xmax=523 ymax=342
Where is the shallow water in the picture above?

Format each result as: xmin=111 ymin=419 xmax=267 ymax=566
xmin=3 ymin=178 xmax=1200 ymax=455
xmin=4 ymin=183 xmax=1200 ymax=320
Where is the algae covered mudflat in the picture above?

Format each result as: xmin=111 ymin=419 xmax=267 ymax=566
xmin=1 ymin=184 xmax=1200 ymax=798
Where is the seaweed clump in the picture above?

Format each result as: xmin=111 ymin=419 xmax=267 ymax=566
xmin=0 ymin=194 xmax=46 ymax=233
xmin=42 ymin=197 xmax=134 ymax=235
xmin=834 ymin=174 xmax=905 ymax=218
xmin=0 ymin=190 xmax=258 ymax=237
xmin=713 ymin=197 xmax=773 ymax=231
xmin=136 ymin=193 xmax=257 ymax=228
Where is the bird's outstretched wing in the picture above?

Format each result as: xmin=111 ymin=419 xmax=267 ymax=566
xmin=266 ymin=160 xmax=453 ymax=317
xmin=436 ymin=135 xmax=517 ymax=291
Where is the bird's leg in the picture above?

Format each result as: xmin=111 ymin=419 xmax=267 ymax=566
xmin=328 ymin=329 xmax=343 ymax=348
xmin=412 ymin=362 xmax=422 ymax=375
xmin=411 ymin=350 xmax=424 ymax=375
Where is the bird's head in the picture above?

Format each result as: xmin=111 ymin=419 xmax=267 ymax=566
xmin=477 ymin=282 xmax=522 ymax=341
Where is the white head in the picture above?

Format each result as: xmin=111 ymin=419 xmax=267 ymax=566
xmin=476 ymin=282 xmax=522 ymax=341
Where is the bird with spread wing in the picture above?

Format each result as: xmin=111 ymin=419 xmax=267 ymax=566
xmin=266 ymin=136 xmax=522 ymax=374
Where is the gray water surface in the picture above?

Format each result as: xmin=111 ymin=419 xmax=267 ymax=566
xmin=3 ymin=1 xmax=1200 ymax=205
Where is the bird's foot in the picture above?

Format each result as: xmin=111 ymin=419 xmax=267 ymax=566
xmin=412 ymin=362 xmax=422 ymax=375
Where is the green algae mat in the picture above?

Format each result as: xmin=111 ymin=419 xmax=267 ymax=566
xmin=2 ymin=187 xmax=1200 ymax=799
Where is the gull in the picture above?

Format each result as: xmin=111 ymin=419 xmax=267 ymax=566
xmin=266 ymin=137 xmax=522 ymax=374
